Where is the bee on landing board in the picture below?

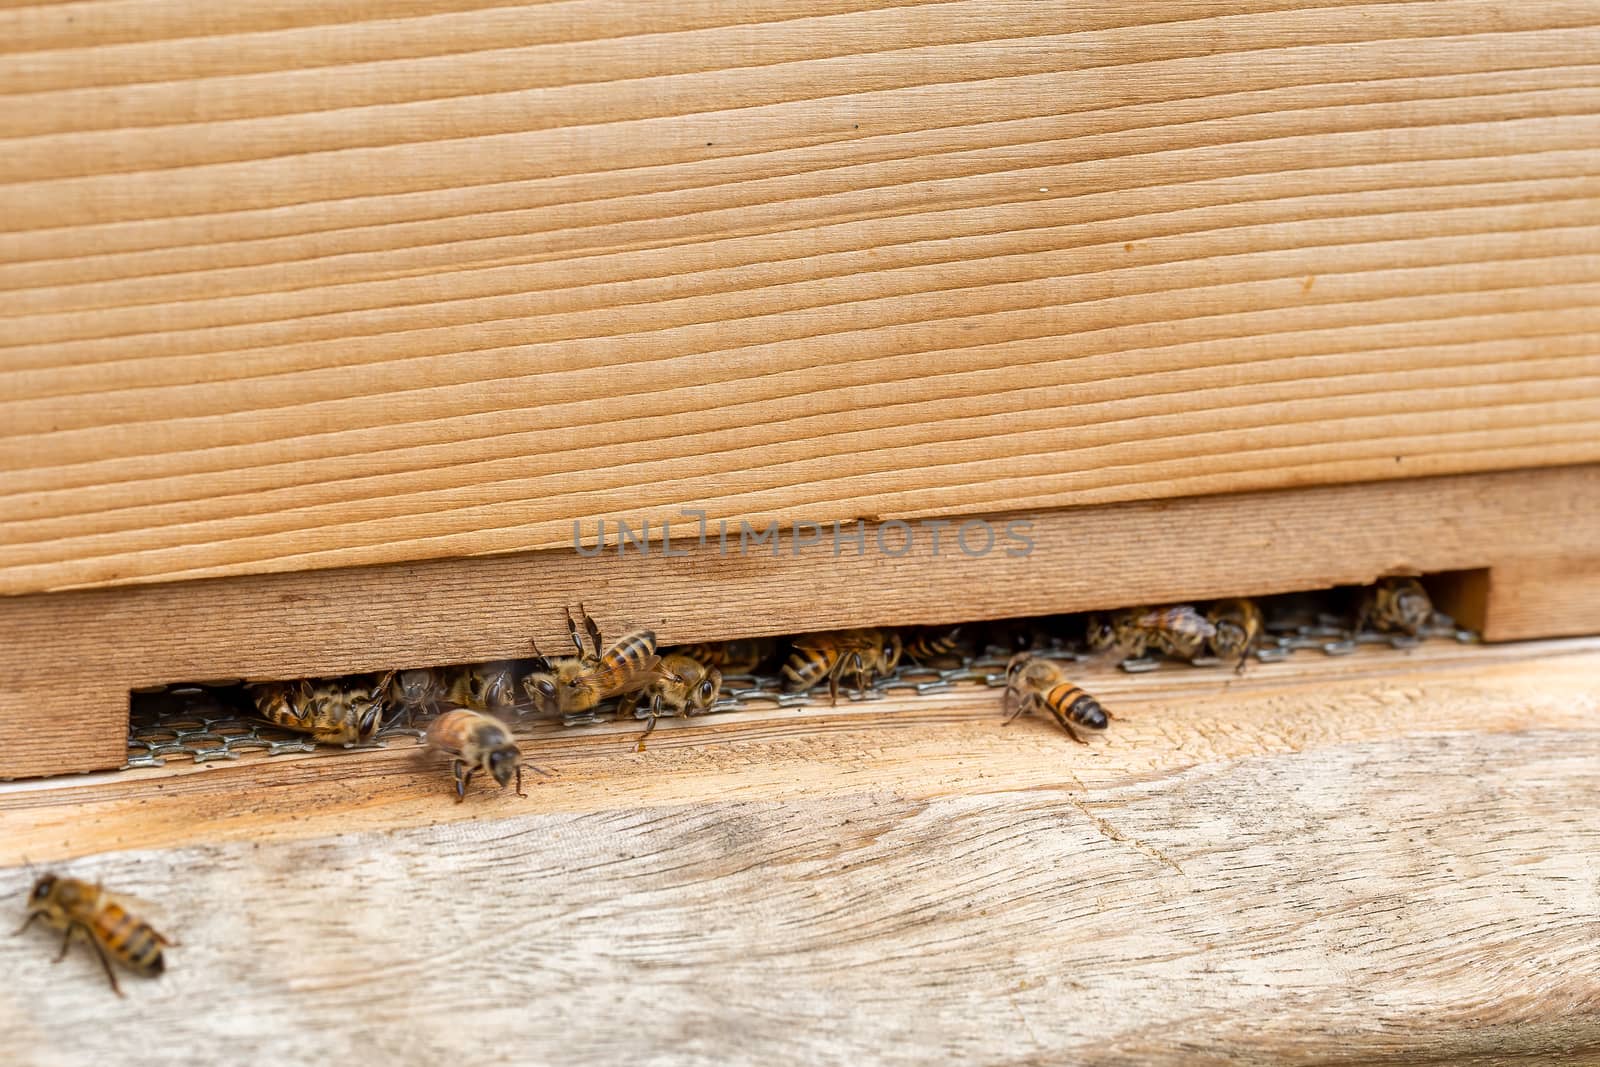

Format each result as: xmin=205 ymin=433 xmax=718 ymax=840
xmin=424 ymin=708 xmax=544 ymax=802
xmin=1207 ymin=598 xmax=1264 ymax=673
xmin=621 ymin=653 xmax=723 ymax=748
xmin=15 ymin=874 xmax=173 ymax=996
xmin=781 ymin=628 xmax=903 ymax=705
xmin=521 ymin=605 xmax=666 ymax=715
xmin=249 ymin=671 xmax=393 ymax=745
xmin=1002 ymin=654 xmax=1110 ymax=744
xmin=1086 ymin=605 xmax=1215 ymax=663
xmin=1355 ymin=577 xmax=1434 ymax=637
xmin=674 ymin=637 xmax=778 ymax=676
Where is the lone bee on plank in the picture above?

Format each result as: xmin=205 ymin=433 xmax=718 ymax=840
xmin=521 ymin=605 xmax=666 ymax=715
xmin=621 ymin=652 xmax=723 ymax=748
xmin=249 ymin=671 xmax=393 ymax=745
xmin=424 ymin=708 xmax=544 ymax=802
xmin=1207 ymin=598 xmax=1264 ymax=673
xmin=1087 ymin=605 xmax=1215 ymax=664
xmin=1354 ymin=577 xmax=1434 ymax=637
xmin=781 ymin=628 xmax=903 ymax=705
xmin=1002 ymin=654 xmax=1110 ymax=744
xmin=15 ymin=873 xmax=174 ymax=996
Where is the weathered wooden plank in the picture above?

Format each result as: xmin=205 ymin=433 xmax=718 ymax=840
xmin=2 ymin=640 xmax=1597 ymax=1064
xmin=2 ymin=1 xmax=1600 ymax=594
xmin=3 ymin=465 xmax=1597 ymax=779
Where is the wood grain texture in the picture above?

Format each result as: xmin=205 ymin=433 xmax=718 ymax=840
xmin=1 ymin=639 xmax=1597 ymax=1065
xmin=3 ymin=1 xmax=1600 ymax=594
xmin=3 ymin=464 xmax=1598 ymax=779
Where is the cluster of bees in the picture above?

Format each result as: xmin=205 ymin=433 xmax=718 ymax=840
xmin=25 ymin=577 xmax=1443 ymax=994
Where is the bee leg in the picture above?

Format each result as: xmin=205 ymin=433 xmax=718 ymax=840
xmin=1001 ymin=689 xmax=1031 ymax=726
xmin=635 ymin=694 xmax=661 ymax=752
xmin=54 ymin=923 xmax=75 ymax=962
xmin=578 ymin=603 xmax=604 ymax=660
xmin=826 ymin=660 xmax=843 ymax=707
xmin=514 ymin=764 xmax=526 ymax=799
xmin=564 ymin=607 xmax=587 ymax=658
xmin=11 ymin=912 xmax=39 ymax=937
xmin=451 ymin=759 xmax=469 ymax=803
xmin=1048 ymin=706 xmax=1088 ymax=745
xmin=84 ymin=930 xmax=123 ymax=997
xmin=852 ymin=653 xmax=870 ymax=698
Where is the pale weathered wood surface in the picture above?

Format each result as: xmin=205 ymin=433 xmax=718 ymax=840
xmin=3 ymin=464 xmax=1598 ymax=779
xmin=0 ymin=639 xmax=1597 ymax=1065
xmin=3 ymin=0 xmax=1600 ymax=595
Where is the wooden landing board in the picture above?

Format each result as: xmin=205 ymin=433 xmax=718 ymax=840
xmin=3 ymin=1 xmax=1600 ymax=596
xmin=1 ymin=639 xmax=1597 ymax=1065
xmin=3 ymin=464 xmax=1599 ymax=779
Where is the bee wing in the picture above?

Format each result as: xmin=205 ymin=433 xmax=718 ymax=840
xmin=594 ymin=655 xmax=674 ymax=696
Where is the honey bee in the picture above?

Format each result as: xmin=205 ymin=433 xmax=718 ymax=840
xmin=622 ymin=652 xmax=723 ymax=745
xmin=387 ymin=667 xmax=448 ymax=726
xmin=1086 ymin=605 xmax=1215 ymax=662
xmin=1207 ymin=598 xmax=1264 ymax=673
xmin=899 ymin=625 xmax=964 ymax=666
xmin=1002 ymin=654 xmax=1110 ymax=744
xmin=521 ymin=605 xmax=665 ymax=715
xmin=424 ymin=708 xmax=540 ymax=802
xmin=15 ymin=873 xmax=173 ymax=996
xmin=444 ymin=661 xmax=522 ymax=714
xmin=249 ymin=671 xmax=393 ymax=744
xmin=781 ymin=628 xmax=903 ymax=705
xmin=1355 ymin=577 xmax=1434 ymax=637
xmin=673 ymin=637 xmax=778 ymax=675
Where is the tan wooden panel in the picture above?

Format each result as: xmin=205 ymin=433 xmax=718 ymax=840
xmin=1 ymin=639 xmax=1597 ymax=1063
xmin=1 ymin=464 xmax=1596 ymax=780
xmin=1 ymin=1 xmax=1600 ymax=594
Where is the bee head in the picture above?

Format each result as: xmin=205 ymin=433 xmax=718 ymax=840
xmin=29 ymin=874 xmax=56 ymax=903
xmin=1084 ymin=615 xmax=1115 ymax=651
xmin=522 ymin=673 xmax=558 ymax=711
xmin=695 ymin=668 xmax=723 ymax=709
xmin=488 ymin=747 xmax=520 ymax=789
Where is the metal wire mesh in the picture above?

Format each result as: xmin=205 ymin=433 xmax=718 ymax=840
xmin=124 ymin=607 xmax=1476 ymax=770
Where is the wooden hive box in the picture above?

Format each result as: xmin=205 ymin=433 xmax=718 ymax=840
xmin=4 ymin=5 xmax=1600 ymax=1061
xmin=3 ymin=0 xmax=1600 ymax=779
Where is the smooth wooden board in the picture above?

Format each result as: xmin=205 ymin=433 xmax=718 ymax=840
xmin=3 ymin=464 xmax=1598 ymax=779
xmin=3 ymin=1 xmax=1600 ymax=594
xmin=1 ymin=639 xmax=1597 ymax=1065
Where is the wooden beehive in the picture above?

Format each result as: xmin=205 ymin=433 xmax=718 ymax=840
xmin=3 ymin=0 xmax=1600 ymax=778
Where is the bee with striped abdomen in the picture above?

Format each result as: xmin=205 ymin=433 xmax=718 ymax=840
xmin=673 ymin=637 xmax=778 ymax=676
xmin=781 ymin=628 xmax=903 ymax=705
xmin=15 ymin=874 xmax=173 ymax=996
xmin=522 ymin=606 xmax=666 ymax=715
xmin=1207 ymin=598 xmax=1264 ymax=673
xmin=621 ymin=653 xmax=723 ymax=747
xmin=1087 ymin=605 xmax=1215 ymax=663
xmin=424 ymin=708 xmax=541 ymax=802
xmin=1002 ymin=654 xmax=1110 ymax=744
xmin=249 ymin=671 xmax=393 ymax=745
xmin=1354 ymin=577 xmax=1434 ymax=637
xmin=899 ymin=625 xmax=964 ymax=666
